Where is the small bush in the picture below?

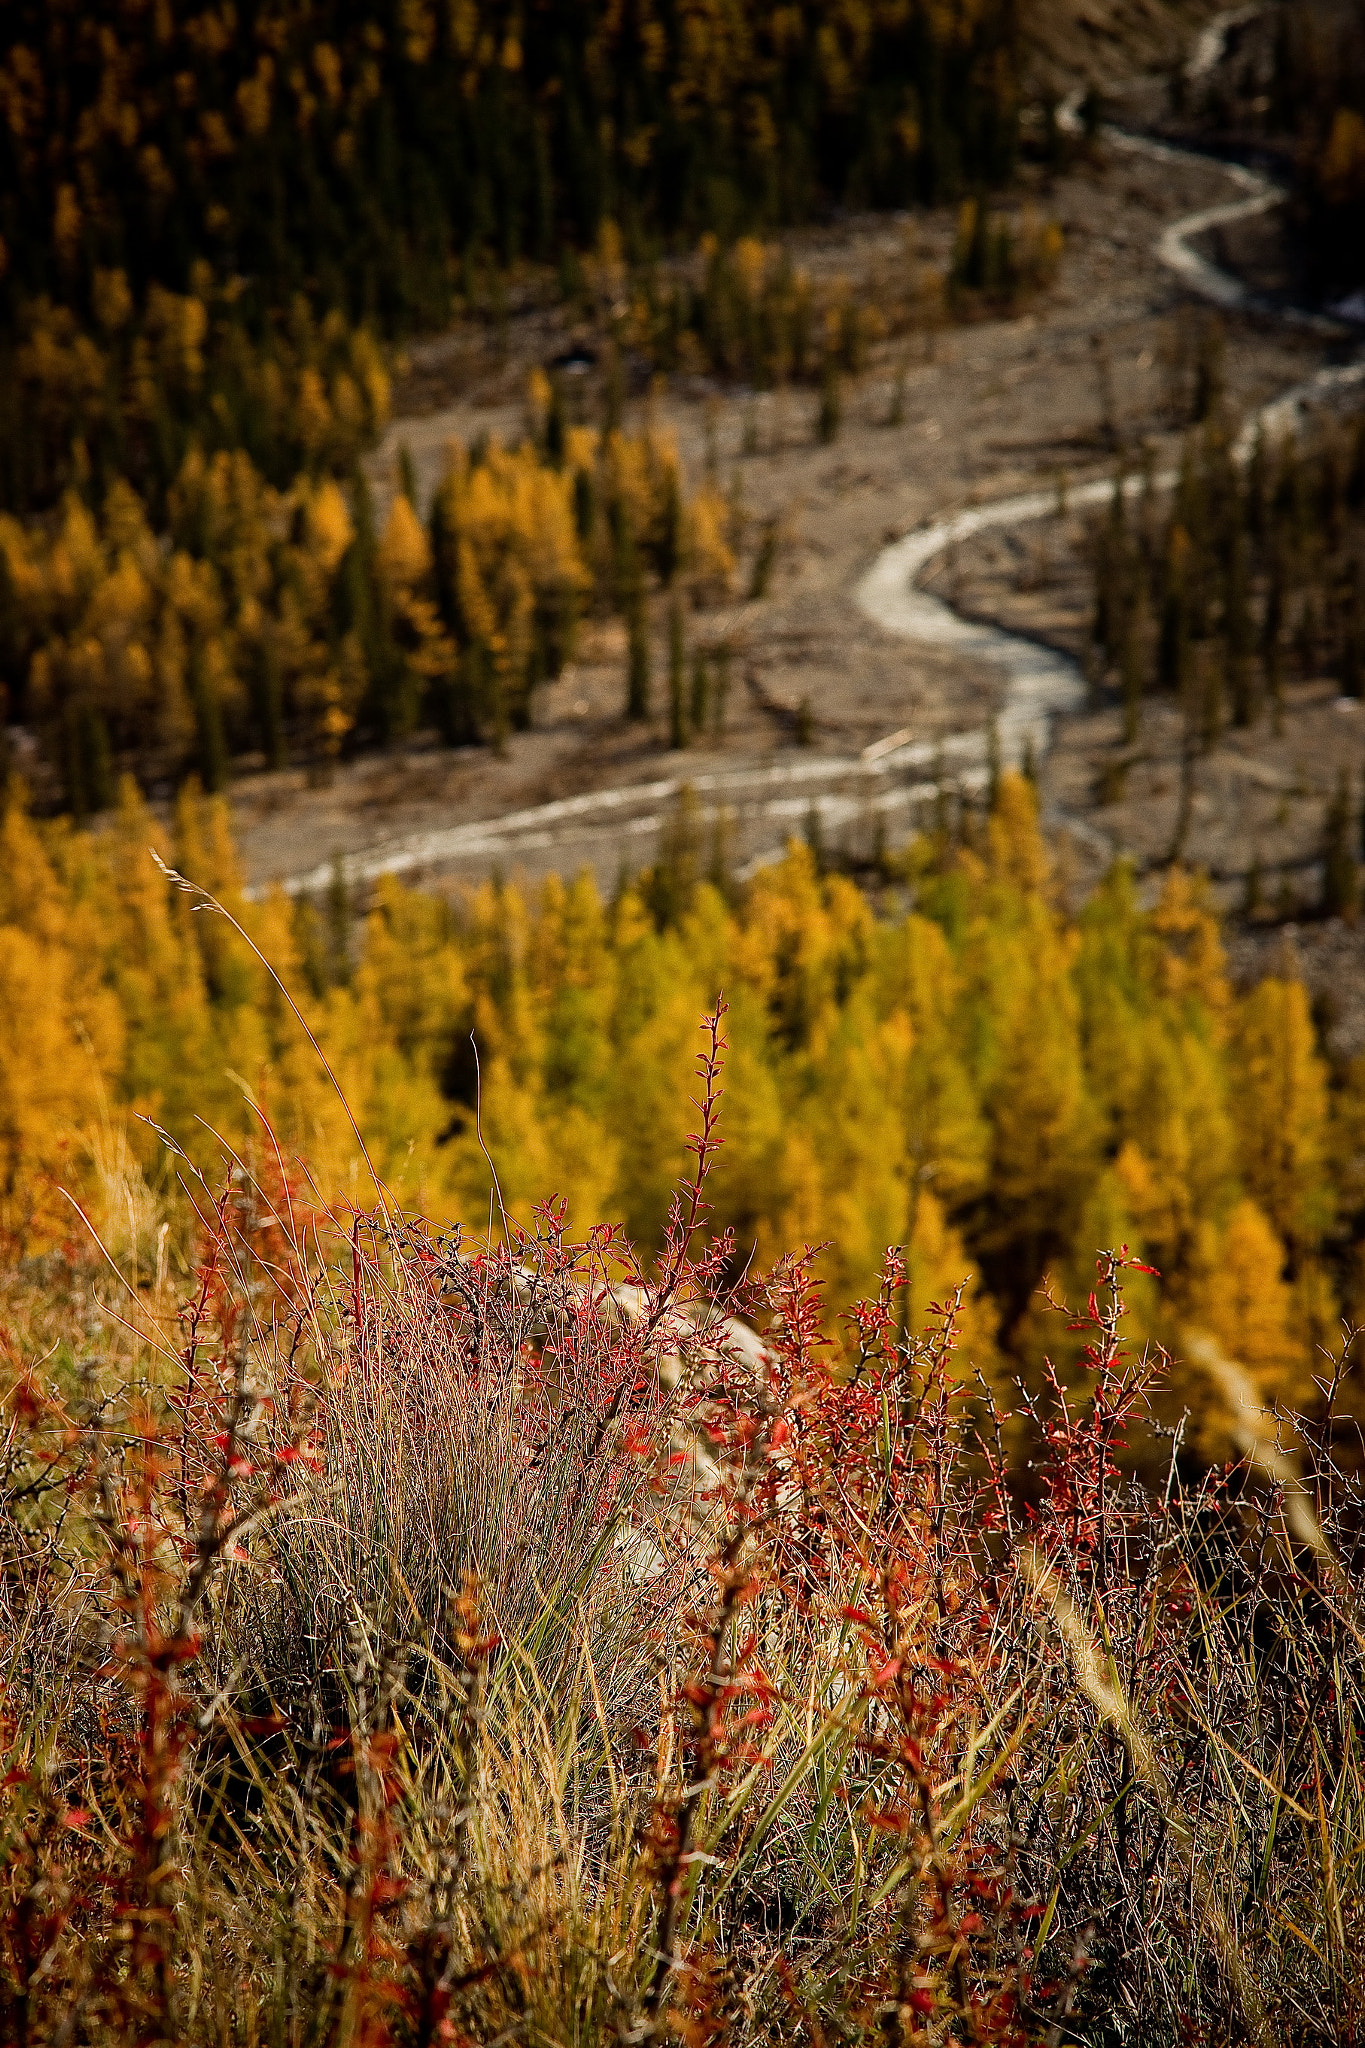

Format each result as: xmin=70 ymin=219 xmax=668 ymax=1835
xmin=3 ymin=1010 xmax=1365 ymax=2045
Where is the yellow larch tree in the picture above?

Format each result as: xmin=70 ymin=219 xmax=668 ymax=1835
xmin=1231 ymin=977 xmax=1333 ymax=1264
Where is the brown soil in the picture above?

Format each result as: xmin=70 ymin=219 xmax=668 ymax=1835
xmin=1023 ymin=0 xmax=1225 ymax=95
xmin=225 ymin=3 xmax=1365 ymax=1041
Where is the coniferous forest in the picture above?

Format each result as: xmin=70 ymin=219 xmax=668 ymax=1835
xmin=0 ymin=1 xmax=1021 ymax=804
xmin=9 ymin=5 xmax=1365 ymax=2045
xmin=2 ymin=768 xmax=1358 ymax=1433
xmin=1196 ymin=0 xmax=1365 ymax=298
xmin=1090 ymin=407 xmax=1365 ymax=746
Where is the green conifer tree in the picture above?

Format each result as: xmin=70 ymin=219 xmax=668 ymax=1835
xmin=1341 ymin=559 xmax=1364 ymax=697
xmin=817 ymin=357 xmax=842 ymax=445
xmin=668 ymin=600 xmax=686 ymax=749
xmin=1225 ymin=528 xmax=1254 ymax=725
xmin=626 ymin=589 xmax=651 ymax=721
xmin=689 ymin=649 xmax=709 ymax=736
xmin=1322 ymin=770 xmax=1359 ymax=919
xmin=1263 ymin=549 xmax=1285 ymax=730
xmin=1121 ymin=592 xmax=1147 ymax=741
xmin=712 ymin=642 xmax=730 ymax=738
xmin=189 ymin=647 xmax=229 ymax=795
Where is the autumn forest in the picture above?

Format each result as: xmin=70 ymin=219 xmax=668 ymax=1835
xmin=8 ymin=3 xmax=1365 ymax=2043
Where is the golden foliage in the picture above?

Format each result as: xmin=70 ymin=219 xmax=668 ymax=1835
xmin=3 ymin=777 xmax=1360 ymax=1423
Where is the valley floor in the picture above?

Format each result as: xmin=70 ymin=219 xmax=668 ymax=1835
xmin=225 ymin=20 xmax=1365 ymax=1032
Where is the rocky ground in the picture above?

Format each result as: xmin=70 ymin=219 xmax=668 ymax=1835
xmin=225 ymin=3 xmax=1365 ymax=1045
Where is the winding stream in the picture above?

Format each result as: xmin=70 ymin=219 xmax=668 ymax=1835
xmin=855 ymin=33 xmax=1364 ymax=796
xmin=269 ymin=11 xmax=1364 ymax=900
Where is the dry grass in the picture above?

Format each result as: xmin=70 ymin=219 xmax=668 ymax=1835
xmin=3 ymin=1023 xmax=1365 ymax=2046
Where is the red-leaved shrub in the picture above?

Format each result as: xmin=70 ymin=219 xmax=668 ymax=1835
xmin=2 ymin=1008 xmax=1364 ymax=2046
